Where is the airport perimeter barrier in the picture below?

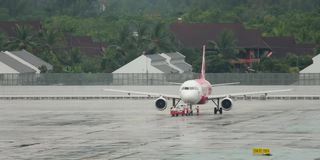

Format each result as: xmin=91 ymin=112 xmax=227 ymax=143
xmin=0 ymin=73 xmax=319 ymax=86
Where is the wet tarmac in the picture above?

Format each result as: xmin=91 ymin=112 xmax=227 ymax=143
xmin=0 ymin=86 xmax=320 ymax=159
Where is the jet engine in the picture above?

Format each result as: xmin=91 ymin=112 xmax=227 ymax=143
xmin=221 ymin=97 xmax=233 ymax=111
xmin=155 ymin=97 xmax=167 ymax=111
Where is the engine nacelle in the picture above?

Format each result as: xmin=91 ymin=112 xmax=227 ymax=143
xmin=221 ymin=97 xmax=233 ymax=111
xmin=155 ymin=97 xmax=167 ymax=111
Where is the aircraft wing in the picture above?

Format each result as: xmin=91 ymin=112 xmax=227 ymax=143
xmin=167 ymin=82 xmax=182 ymax=85
xmin=208 ymin=89 xmax=292 ymax=99
xmin=212 ymin=82 xmax=240 ymax=87
xmin=103 ymin=89 xmax=181 ymax=99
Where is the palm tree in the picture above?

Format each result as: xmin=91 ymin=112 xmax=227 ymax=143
xmin=204 ymin=30 xmax=238 ymax=72
xmin=37 ymin=29 xmax=60 ymax=51
xmin=103 ymin=22 xmax=178 ymax=72
xmin=216 ymin=30 xmax=238 ymax=60
xmin=35 ymin=28 xmax=67 ymax=68
xmin=100 ymin=25 xmax=135 ymax=71
xmin=145 ymin=22 xmax=176 ymax=54
xmin=5 ymin=24 xmax=37 ymax=51
xmin=134 ymin=23 xmax=150 ymax=52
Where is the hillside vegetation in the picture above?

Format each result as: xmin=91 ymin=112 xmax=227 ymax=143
xmin=0 ymin=0 xmax=319 ymax=73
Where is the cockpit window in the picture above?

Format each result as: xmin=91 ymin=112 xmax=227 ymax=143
xmin=182 ymin=87 xmax=198 ymax=90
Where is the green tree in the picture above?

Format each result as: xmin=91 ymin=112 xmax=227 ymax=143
xmin=0 ymin=33 xmax=6 ymax=50
xmin=206 ymin=54 xmax=232 ymax=73
xmin=100 ymin=48 xmax=122 ymax=72
xmin=201 ymin=30 xmax=237 ymax=73
xmin=297 ymin=55 xmax=313 ymax=70
xmin=103 ymin=21 xmax=177 ymax=72
xmin=253 ymin=57 xmax=291 ymax=73
xmin=57 ymin=48 xmax=84 ymax=73
xmin=33 ymin=27 xmax=65 ymax=72
xmin=38 ymin=65 xmax=48 ymax=73
xmin=145 ymin=23 xmax=176 ymax=54
xmin=215 ymin=30 xmax=238 ymax=60
xmin=0 ymin=7 xmax=10 ymax=20
xmin=0 ymin=0 xmax=29 ymax=18
xmin=37 ymin=29 xmax=62 ymax=52
xmin=5 ymin=25 xmax=37 ymax=51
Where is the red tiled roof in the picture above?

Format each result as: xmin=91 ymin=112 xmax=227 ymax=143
xmin=170 ymin=23 xmax=316 ymax=57
xmin=0 ymin=21 xmax=42 ymax=37
xmin=263 ymin=36 xmax=296 ymax=48
xmin=238 ymin=29 xmax=268 ymax=48
xmin=65 ymin=35 xmax=107 ymax=56
xmin=263 ymin=37 xmax=315 ymax=57
xmin=0 ymin=21 xmax=107 ymax=57
xmin=170 ymin=22 xmax=268 ymax=49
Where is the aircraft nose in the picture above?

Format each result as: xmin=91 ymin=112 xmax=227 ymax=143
xmin=181 ymin=91 xmax=200 ymax=104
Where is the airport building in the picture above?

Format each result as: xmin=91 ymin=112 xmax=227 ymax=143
xmin=112 ymin=52 xmax=192 ymax=85
xmin=170 ymin=22 xmax=316 ymax=68
xmin=298 ymin=54 xmax=320 ymax=85
xmin=112 ymin=52 xmax=192 ymax=74
xmin=300 ymin=54 xmax=320 ymax=73
xmin=0 ymin=50 xmax=52 ymax=74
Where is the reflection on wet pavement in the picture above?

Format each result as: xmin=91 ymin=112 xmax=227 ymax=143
xmin=0 ymin=98 xmax=320 ymax=159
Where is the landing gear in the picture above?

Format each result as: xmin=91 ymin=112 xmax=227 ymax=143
xmin=212 ymin=99 xmax=223 ymax=115
xmin=189 ymin=104 xmax=193 ymax=116
xmin=213 ymin=107 xmax=222 ymax=114
xmin=169 ymin=101 xmax=200 ymax=117
xmin=172 ymin=98 xmax=181 ymax=108
xmin=196 ymin=106 xmax=200 ymax=116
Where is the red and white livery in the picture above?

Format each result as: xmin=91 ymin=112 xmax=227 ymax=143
xmin=104 ymin=45 xmax=290 ymax=115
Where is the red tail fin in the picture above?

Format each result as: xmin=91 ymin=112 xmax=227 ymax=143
xmin=200 ymin=45 xmax=206 ymax=79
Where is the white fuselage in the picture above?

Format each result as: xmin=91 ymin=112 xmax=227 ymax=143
xmin=179 ymin=79 xmax=212 ymax=105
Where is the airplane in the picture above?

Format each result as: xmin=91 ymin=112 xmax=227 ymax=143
xmin=104 ymin=45 xmax=291 ymax=115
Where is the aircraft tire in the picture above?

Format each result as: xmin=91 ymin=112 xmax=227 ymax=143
xmin=214 ymin=108 xmax=218 ymax=114
xmin=219 ymin=108 xmax=223 ymax=114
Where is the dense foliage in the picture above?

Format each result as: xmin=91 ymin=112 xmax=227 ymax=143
xmin=0 ymin=0 xmax=319 ymax=73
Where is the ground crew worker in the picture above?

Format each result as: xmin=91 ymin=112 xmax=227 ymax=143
xmin=196 ymin=106 xmax=199 ymax=115
xmin=170 ymin=106 xmax=174 ymax=116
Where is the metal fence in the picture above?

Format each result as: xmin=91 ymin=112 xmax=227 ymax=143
xmin=0 ymin=73 xmax=319 ymax=86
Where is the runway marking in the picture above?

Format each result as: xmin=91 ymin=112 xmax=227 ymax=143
xmin=15 ymin=143 xmax=40 ymax=148
xmin=111 ymin=152 xmax=141 ymax=160
xmin=86 ymin=130 xmax=104 ymax=135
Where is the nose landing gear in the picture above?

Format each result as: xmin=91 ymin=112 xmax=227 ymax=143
xmin=214 ymin=107 xmax=223 ymax=115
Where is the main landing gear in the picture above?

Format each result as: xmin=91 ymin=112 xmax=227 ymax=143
xmin=212 ymin=99 xmax=223 ymax=115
